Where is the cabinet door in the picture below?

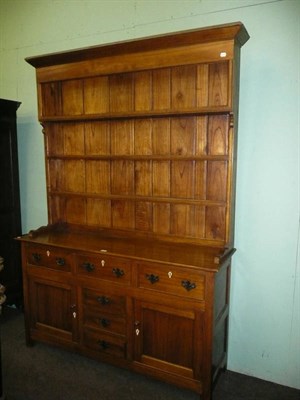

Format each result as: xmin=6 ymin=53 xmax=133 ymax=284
xmin=27 ymin=276 xmax=77 ymax=344
xmin=134 ymin=301 xmax=204 ymax=382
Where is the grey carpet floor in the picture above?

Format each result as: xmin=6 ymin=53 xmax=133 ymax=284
xmin=1 ymin=306 xmax=299 ymax=400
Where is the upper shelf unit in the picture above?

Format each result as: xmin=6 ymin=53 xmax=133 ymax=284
xmin=26 ymin=22 xmax=249 ymax=247
xmin=26 ymin=22 xmax=249 ymax=121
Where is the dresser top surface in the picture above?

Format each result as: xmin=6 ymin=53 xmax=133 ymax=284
xmin=18 ymin=227 xmax=235 ymax=272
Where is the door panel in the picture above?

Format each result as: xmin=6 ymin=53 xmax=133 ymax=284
xmin=134 ymin=300 xmax=204 ymax=379
xmin=28 ymin=277 xmax=77 ymax=343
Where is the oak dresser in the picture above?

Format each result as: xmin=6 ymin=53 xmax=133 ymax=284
xmin=19 ymin=22 xmax=249 ymax=400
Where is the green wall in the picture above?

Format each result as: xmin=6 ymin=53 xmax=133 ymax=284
xmin=1 ymin=0 xmax=299 ymax=390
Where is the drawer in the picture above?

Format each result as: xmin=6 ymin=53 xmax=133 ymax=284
xmin=137 ymin=262 xmax=206 ymax=300
xmin=82 ymin=288 xmax=126 ymax=315
xmin=76 ymin=254 xmax=132 ymax=284
xmin=83 ymin=307 xmax=126 ymax=335
xmin=26 ymin=245 xmax=73 ymax=272
xmin=83 ymin=329 xmax=126 ymax=359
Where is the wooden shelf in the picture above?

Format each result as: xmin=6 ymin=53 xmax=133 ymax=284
xmin=40 ymin=107 xmax=232 ymax=123
xmin=46 ymin=154 xmax=230 ymax=161
xmin=48 ymin=191 xmax=227 ymax=207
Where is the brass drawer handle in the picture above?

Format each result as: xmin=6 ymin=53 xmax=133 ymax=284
xmin=98 ymin=340 xmax=109 ymax=350
xmin=99 ymin=318 xmax=110 ymax=328
xmin=181 ymin=280 xmax=197 ymax=291
xmin=97 ymin=296 xmax=111 ymax=305
xmin=56 ymin=257 xmax=66 ymax=267
xmin=146 ymin=273 xmax=159 ymax=284
xmin=32 ymin=253 xmax=41 ymax=263
xmin=82 ymin=262 xmax=95 ymax=272
xmin=112 ymin=268 xmax=124 ymax=278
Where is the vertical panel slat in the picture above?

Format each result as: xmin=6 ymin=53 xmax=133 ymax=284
xmin=153 ymin=203 xmax=170 ymax=234
xmin=49 ymin=159 xmax=64 ymax=192
xmin=171 ymin=117 xmax=195 ymax=155
xmin=171 ymin=65 xmax=196 ymax=109
xmin=171 ymin=161 xmax=194 ymax=199
xmin=64 ymin=160 xmax=85 ymax=192
xmin=48 ymin=195 xmax=64 ymax=224
xmin=111 ymin=160 xmax=134 ymax=195
xmin=134 ymin=120 xmax=152 ymax=155
xmin=135 ymin=201 xmax=152 ymax=231
xmin=135 ymin=161 xmax=152 ymax=196
xmin=170 ymin=204 xmax=191 ymax=236
xmin=208 ymin=115 xmax=229 ymax=155
xmin=63 ymin=123 xmax=85 ymax=155
xmin=84 ymin=76 xmax=109 ymax=114
xmin=206 ymin=161 xmax=227 ymax=202
xmin=62 ymin=80 xmax=83 ymax=115
xmin=152 ymin=118 xmax=170 ymax=154
xmin=195 ymin=116 xmax=208 ymax=155
xmin=85 ymin=122 xmax=110 ymax=155
xmin=134 ymin=71 xmax=152 ymax=111
xmin=111 ymin=120 xmax=134 ymax=155
xmin=152 ymin=68 xmax=171 ymax=110
xmin=41 ymin=82 xmax=62 ymax=116
xmin=194 ymin=161 xmax=207 ymax=200
xmin=205 ymin=206 xmax=226 ymax=240
xmin=109 ymin=73 xmax=133 ymax=112
xmin=46 ymin=124 xmax=64 ymax=156
xmin=196 ymin=64 xmax=209 ymax=107
xmin=153 ymin=161 xmax=170 ymax=197
xmin=86 ymin=199 xmax=111 ymax=227
xmin=112 ymin=200 xmax=135 ymax=229
xmin=65 ymin=197 xmax=86 ymax=224
xmin=86 ymin=161 xmax=110 ymax=194
xmin=208 ymin=62 xmax=229 ymax=106
xmin=192 ymin=206 xmax=206 ymax=239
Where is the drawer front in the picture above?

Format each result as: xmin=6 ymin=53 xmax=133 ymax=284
xmin=76 ymin=254 xmax=131 ymax=284
xmin=137 ymin=262 xmax=206 ymax=300
xmin=83 ymin=329 xmax=126 ymax=359
xmin=83 ymin=288 xmax=126 ymax=315
xmin=26 ymin=245 xmax=73 ymax=272
xmin=83 ymin=307 xmax=126 ymax=335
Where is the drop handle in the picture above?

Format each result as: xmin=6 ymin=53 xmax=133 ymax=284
xmin=98 ymin=340 xmax=109 ymax=350
xmin=56 ymin=257 xmax=65 ymax=266
xmin=97 ymin=296 xmax=111 ymax=305
xmin=145 ymin=273 xmax=159 ymax=284
xmin=181 ymin=280 xmax=197 ymax=291
xmin=99 ymin=318 xmax=110 ymax=328
xmin=82 ymin=262 xmax=95 ymax=272
xmin=112 ymin=268 xmax=124 ymax=278
xmin=32 ymin=253 xmax=41 ymax=263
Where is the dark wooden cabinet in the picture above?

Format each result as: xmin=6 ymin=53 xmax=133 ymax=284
xmin=0 ymin=99 xmax=22 ymax=306
xmin=19 ymin=22 xmax=249 ymax=400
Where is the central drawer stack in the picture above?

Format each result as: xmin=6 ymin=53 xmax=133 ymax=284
xmin=82 ymin=287 xmax=127 ymax=359
xmin=76 ymin=253 xmax=132 ymax=361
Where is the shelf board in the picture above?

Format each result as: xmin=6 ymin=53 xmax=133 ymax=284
xmin=47 ymin=191 xmax=227 ymax=207
xmin=46 ymin=154 xmax=229 ymax=161
xmin=39 ymin=107 xmax=233 ymax=123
